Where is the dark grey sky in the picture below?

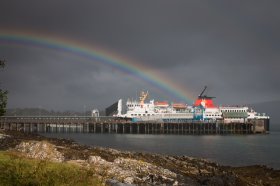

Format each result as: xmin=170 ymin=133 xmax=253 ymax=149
xmin=0 ymin=0 xmax=279 ymax=111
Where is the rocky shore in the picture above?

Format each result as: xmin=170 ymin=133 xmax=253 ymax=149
xmin=0 ymin=130 xmax=279 ymax=186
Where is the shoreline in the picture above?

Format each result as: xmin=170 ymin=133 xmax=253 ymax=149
xmin=0 ymin=129 xmax=279 ymax=185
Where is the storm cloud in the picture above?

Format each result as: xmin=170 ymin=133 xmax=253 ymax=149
xmin=0 ymin=0 xmax=279 ymax=111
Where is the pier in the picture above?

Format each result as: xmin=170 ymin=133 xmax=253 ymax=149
xmin=0 ymin=116 xmax=269 ymax=134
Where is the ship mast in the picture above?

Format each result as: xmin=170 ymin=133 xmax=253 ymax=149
xmin=139 ymin=91 xmax=148 ymax=105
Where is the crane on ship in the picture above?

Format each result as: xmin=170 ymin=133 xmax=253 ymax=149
xmin=198 ymin=86 xmax=216 ymax=99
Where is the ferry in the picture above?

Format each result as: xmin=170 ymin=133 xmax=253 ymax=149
xmin=110 ymin=87 xmax=269 ymax=123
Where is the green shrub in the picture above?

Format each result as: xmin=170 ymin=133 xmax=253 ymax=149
xmin=0 ymin=151 xmax=102 ymax=186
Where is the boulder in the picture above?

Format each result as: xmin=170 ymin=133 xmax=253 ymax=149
xmin=14 ymin=141 xmax=64 ymax=162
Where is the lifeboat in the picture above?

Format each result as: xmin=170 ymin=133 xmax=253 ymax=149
xmin=172 ymin=103 xmax=187 ymax=109
xmin=155 ymin=101 xmax=169 ymax=107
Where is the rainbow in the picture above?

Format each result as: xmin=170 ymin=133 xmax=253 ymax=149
xmin=0 ymin=30 xmax=195 ymax=103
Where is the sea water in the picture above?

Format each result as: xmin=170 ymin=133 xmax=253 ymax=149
xmin=43 ymin=130 xmax=280 ymax=169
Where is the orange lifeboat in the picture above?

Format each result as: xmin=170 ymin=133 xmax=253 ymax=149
xmin=155 ymin=101 xmax=169 ymax=107
xmin=172 ymin=103 xmax=187 ymax=109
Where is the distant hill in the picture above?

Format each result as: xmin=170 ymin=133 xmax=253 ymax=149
xmin=249 ymin=100 xmax=280 ymax=131
xmin=5 ymin=108 xmax=105 ymax=117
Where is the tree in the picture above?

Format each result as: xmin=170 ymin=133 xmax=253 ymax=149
xmin=0 ymin=59 xmax=8 ymax=116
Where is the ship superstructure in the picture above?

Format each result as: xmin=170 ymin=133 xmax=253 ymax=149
xmin=115 ymin=87 xmax=269 ymax=123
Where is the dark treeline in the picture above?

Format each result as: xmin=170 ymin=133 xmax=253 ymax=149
xmin=5 ymin=108 xmax=105 ymax=116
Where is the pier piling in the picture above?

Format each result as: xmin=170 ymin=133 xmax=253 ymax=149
xmin=0 ymin=116 xmax=269 ymax=135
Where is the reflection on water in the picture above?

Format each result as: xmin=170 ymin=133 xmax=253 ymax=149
xmin=43 ymin=132 xmax=280 ymax=169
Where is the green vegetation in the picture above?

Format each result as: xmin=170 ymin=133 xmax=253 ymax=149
xmin=0 ymin=59 xmax=8 ymax=116
xmin=0 ymin=151 xmax=102 ymax=186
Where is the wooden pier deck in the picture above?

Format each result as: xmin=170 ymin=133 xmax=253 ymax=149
xmin=0 ymin=116 xmax=268 ymax=134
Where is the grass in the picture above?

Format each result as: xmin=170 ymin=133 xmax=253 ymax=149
xmin=0 ymin=151 xmax=103 ymax=186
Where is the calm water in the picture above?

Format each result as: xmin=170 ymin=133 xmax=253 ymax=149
xmin=43 ymin=132 xmax=280 ymax=169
